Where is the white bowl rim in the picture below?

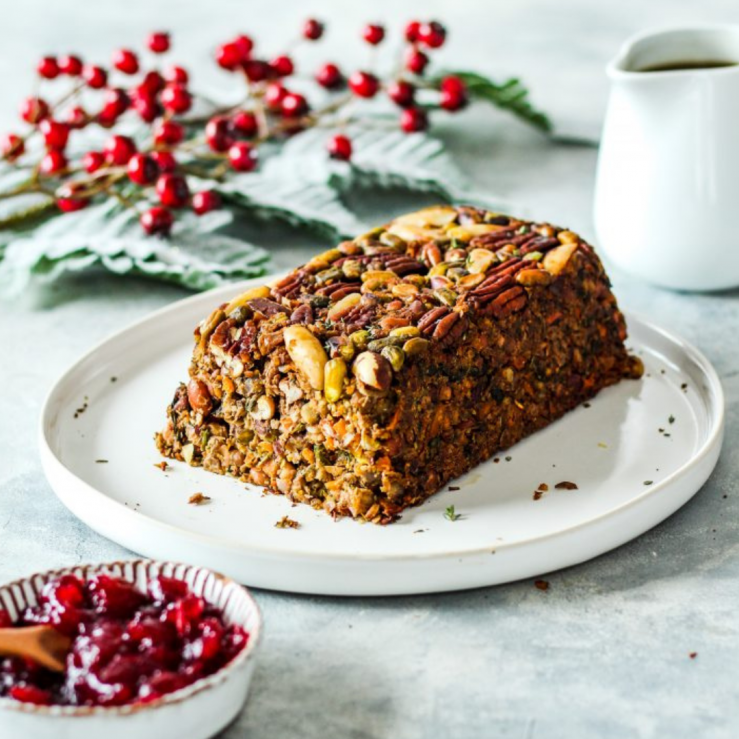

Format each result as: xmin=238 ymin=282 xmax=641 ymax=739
xmin=0 ymin=558 xmax=263 ymax=717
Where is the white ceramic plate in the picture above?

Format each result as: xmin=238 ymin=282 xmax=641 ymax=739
xmin=40 ymin=279 xmax=724 ymax=596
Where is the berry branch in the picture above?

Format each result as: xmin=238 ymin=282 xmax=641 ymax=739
xmin=0 ymin=19 xmax=550 ymax=237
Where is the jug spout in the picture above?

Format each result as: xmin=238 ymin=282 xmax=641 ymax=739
xmin=607 ymin=25 xmax=739 ymax=80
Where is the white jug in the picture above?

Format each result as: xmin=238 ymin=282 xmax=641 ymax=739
xmin=594 ymin=26 xmax=739 ymax=291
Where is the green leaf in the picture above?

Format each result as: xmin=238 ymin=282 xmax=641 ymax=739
xmin=0 ymin=199 xmax=270 ymax=295
xmin=437 ymin=71 xmax=552 ymax=133
xmin=211 ymin=163 xmax=366 ymax=241
xmin=276 ymin=127 xmax=470 ymax=200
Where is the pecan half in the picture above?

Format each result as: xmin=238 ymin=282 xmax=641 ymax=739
xmin=417 ymin=306 xmax=450 ymax=333
xmin=290 ymin=304 xmax=313 ymax=324
xmin=432 ymin=311 xmax=460 ymax=340
xmin=485 ymin=286 xmax=528 ymax=318
xmin=249 ymin=297 xmax=289 ymax=316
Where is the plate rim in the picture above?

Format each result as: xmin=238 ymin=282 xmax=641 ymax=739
xmin=38 ymin=278 xmax=725 ymax=565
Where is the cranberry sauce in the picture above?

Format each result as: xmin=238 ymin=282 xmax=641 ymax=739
xmin=0 ymin=573 xmax=248 ymax=706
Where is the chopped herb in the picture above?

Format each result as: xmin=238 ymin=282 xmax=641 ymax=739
xmin=95 ymin=459 xmax=109 ymax=464
xmin=110 ymin=376 xmax=118 ymax=383
xmin=505 ymin=456 xmax=512 ymax=462
xmin=275 ymin=515 xmax=300 ymax=529
xmin=413 ymin=528 xmax=427 ymax=534
xmin=200 ymin=429 xmax=211 ymax=447
xmin=681 ymin=383 xmax=688 ymax=391
xmin=658 ymin=428 xmax=665 ymax=433
xmin=188 ymin=492 xmax=211 ymax=505
xmin=555 ymin=481 xmax=578 ymax=490
xmin=448 ymin=485 xmax=460 ymax=491
xmin=534 ymin=579 xmax=549 ymax=591
xmin=598 ymin=442 xmax=607 ymax=448
xmin=669 ymin=415 xmax=675 ymax=424
xmin=493 ymin=457 xmax=500 ymax=463
xmin=444 ymin=505 xmax=461 ymax=522
xmin=583 ymin=402 xmax=591 ymax=408
xmin=644 ymin=480 xmax=653 ymax=486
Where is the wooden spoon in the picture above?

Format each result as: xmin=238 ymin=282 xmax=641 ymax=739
xmin=0 ymin=625 xmax=72 ymax=672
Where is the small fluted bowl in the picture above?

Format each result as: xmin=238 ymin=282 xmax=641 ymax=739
xmin=0 ymin=559 xmax=262 ymax=739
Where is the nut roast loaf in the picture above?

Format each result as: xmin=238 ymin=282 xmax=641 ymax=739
xmin=156 ymin=206 xmax=643 ymax=523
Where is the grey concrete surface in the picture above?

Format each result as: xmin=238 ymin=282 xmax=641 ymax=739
xmin=1 ymin=1 xmax=738 ymax=737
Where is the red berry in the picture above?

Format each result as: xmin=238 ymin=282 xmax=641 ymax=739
xmin=57 ymin=195 xmax=90 ymax=213
xmin=264 ymin=82 xmax=287 ymax=111
xmin=387 ymin=80 xmax=415 ymax=108
xmin=164 ymin=65 xmax=188 ymax=85
xmin=440 ymin=76 xmax=468 ymax=111
xmin=39 ymin=119 xmax=70 ymax=150
xmin=66 ymin=105 xmax=88 ymax=129
xmin=216 ymin=42 xmax=241 ymax=71
xmin=58 ymin=54 xmax=83 ymax=76
xmin=133 ymin=95 xmax=162 ymax=123
xmin=83 ymin=64 xmax=108 ymax=89
xmin=228 ymin=141 xmax=258 ymax=172
xmin=233 ymin=35 xmax=254 ymax=61
xmin=405 ymin=48 xmax=429 ymax=75
xmin=161 ymin=84 xmax=192 ymax=114
xmin=418 ymin=21 xmax=446 ymax=48
xmin=97 ymin=106 xmax=119 ymax=128
xmin=362 ymin=24 xmax=385 ymax=45
xmin=37 ymin=56 xmax=59 ymax=79
xmin=270 ymin=55 xmax=294 ymax=78
xmin=400 ymin=106 xmax=428 ymax=132
xmin=154 ymin=119 xmax=184 ymax=146
xmin=349 ymin=70 xmax=379 ymax=98
xmin=303 ymin=18 xmax=324 ymax=40
xmin=150 ymin=150 xmax=177 ymax=173
xmin=147 ymin=31 xmax=170 ymax=54
xmin=83 ymin=150 xmax=105 ymax=173
xmin=205 ymin=116 xmax=234 ymax=152
xmin=104 ymin=135 xmax=137 ymax=165
xmin=140 ymin=70 xmax=165 ymax=94
xmin=281 ymin=92 xmax=309 ymax=118
xmin=112 ymin=48 xmax=139 ymax=75
xmin=141 ymin=206 xmax=173 ymax=235
xmin=104 ymin=88 xmax=131 ymax=117
xmin=404 ymin=21 xmax=421 ymax=43
xmin=1 ymin=133 xmax=24 ymax=161
xmin=327 ymin=134 xmax=352 ymax=161
xmin=39 ymin=149 xmax=67 ymax=175
xmin=9 ymin=685 xmax=53 ymax=705
xmin=156 ymin=173 xmax=190 ymax=207
xmin=192 ymin=190 xmax=221 ymax=215
xmin=127 ymin=153 xmax=159 ymax=185
xmin=243 ymin=60 xmax=270 ymax=82
xmin=315 ymin=62 xmax=343 ymax=90
xmin=231 ymin=110 xmax=258 ymax=138
xmin=20 ymin=96 xmax=49 ymax=124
